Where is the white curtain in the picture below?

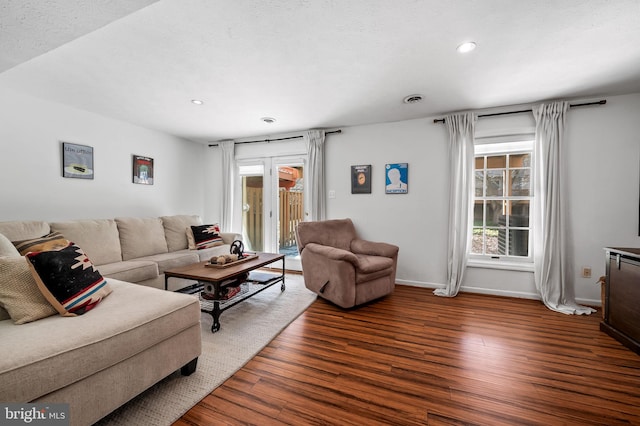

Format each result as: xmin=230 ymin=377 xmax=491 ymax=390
xmin=532 ymin=102 xmax=595 ymax=315
xmin=305 ymin=130 xmax=326 ymax=221
xmin=219 ymin=140 xmax=235 ymax=232
xmin=435 ymin=113 xmax=477 ymax=297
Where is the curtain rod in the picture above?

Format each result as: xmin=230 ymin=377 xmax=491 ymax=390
xmin=208 ymin=129 xmax=342 ymax=147
xmin=432 ymin=100 xmax=606 ymax=124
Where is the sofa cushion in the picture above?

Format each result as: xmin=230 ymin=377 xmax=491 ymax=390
xmin=0 ymin=279 xmax=201 ymax=403
xmin=0 ymin=257 xmax=57 ymax=324
xmin=50 ymin=219 xmax=122 ymax=266
xmin=26 ymin=243 xmax=112 ymax=316
xmin=98 ymin=260 xmax=159 ymax=283
xmin=116 ymin=217 xmax=169 ymax=260
xmin=189 ymin=224 xmax=224 ymax=250
xmin=0 ymin=221 xmax=50 ymax=242
xmin=0 ymin=233 xmax=20 ymax=258
xmin=161 ymin=215 xmax=202 ymax=252
xmin=137 ymin=250 xmax=200 ymax=274
xmin=13 ymin=232 xmax=70 ymax=255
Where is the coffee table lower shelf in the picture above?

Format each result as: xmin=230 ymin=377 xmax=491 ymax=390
xmin=165 ymin=252 xmax=286 ymax=333
xmin=175 ymin=274 xmax=285 ymax=333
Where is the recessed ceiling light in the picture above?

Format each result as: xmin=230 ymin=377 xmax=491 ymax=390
xmin=456 ymin=41 xmax=477 ymax=53
xmin=261 ymin=117 xmax=276 ymax=124
xmin=403 ymin=94 xmax=424 ymax=104
xmin=191 ymin=99 xmax=204 ymax=105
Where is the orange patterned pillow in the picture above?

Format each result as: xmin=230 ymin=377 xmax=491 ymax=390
xmin=13 ymin=232 xmax=69 ymax=255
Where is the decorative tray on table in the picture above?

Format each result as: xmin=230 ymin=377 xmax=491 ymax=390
xmin=205 ymin=253 xmax=258 ymax=268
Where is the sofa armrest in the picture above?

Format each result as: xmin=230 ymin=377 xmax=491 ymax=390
xmin=351 ymin=239 xmax=399 ymax=258
xmin=303 ymin=243 xmax=359 ymax=265
xmin=220 ymin=232 xmax=242 ymax=245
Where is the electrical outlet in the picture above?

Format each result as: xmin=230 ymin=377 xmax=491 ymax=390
xmin=582 ymin=267 xmax=592 ymax=278
xmin=328 ymin=190 xmax=336 ymax=199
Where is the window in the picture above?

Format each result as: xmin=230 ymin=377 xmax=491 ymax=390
xmin=471 ymin=140 xmax=533 ymax=263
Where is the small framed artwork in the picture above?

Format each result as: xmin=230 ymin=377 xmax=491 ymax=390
xmin=132 ymin=155 xmax=154 ymax=185
xmin=62 ymin=142 xmax=94 ymax=179
xmin=351 ymin=165 xmax=372 ymax=194
xmin=385 ymin=163 xmax=408 ymax=194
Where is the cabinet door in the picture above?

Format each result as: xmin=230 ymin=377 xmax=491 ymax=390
xmin=608 ymin=255 xmax=640 ymax=343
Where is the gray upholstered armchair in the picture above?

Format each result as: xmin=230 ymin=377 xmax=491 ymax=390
xmin=295 ymin=218 xmax=399 ymax=308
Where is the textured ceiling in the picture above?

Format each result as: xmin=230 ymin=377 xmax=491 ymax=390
xmin=1 ymin=0 xmax=639 ymax=143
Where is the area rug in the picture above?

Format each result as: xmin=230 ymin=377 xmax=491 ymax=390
xmin=96 ymin=274 xmax=316 ymax=426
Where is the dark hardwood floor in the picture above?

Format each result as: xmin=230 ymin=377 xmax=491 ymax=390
xmin=175 ymin=284 xmax=640 ymax=425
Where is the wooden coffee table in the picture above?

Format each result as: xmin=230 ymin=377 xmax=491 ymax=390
xmin=164 ymin=252 xmax=285 ymax=332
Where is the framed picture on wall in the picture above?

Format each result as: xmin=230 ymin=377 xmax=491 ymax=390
xmin=62 ymin=142 xmax=94 ymax=179
xmin=132 ymin=155 xmax=154 ymax=185
xmin=385 ymin=163 xmax=408 ymax=194
xmin=351 ymin=165 xmax=372 ymax=194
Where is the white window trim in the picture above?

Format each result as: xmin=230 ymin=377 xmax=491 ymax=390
xmin=467 ymin=258 xmax=535 ymax=272
xmin=470 ymin=133 xmax=535 ymax=269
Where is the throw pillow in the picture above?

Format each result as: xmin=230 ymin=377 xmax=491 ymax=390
xmin=0 ymin=233 xmax=20 ymax=258
xmin=189 ymin=224 xmax=223 ymax=250
xmin=0 ymin=257 xmax=57 ymax=324
xmin=25 ymin=242 xmax=112 ymax=316
xmin=13 ymin=231 xmax=70 ymax=255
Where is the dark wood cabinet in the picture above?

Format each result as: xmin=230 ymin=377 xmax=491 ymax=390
xmin=601 ymin=247 xmax=640 ymax=354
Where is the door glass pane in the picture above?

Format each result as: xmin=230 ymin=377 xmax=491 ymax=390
xmin=240 ymin=165 xmax=264 ymax=252
xmin=277 ymin=165 xmax=304 ymax=258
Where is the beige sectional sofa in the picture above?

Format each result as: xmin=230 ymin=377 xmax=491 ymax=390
xmin=0 ymin=215 xmax=240 ymax=291
xmin=0 ymin=215 xmax=234 ymax=425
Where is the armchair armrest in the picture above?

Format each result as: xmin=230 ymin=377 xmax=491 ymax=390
xmin=303 ymin=243 xmax=359 ymax=265
xmin=351 ymin=239 xmax=399 ymax=258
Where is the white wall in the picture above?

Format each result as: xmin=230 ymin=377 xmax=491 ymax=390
xmin=2 ymin=86 xmax=638 ymax=306
xmin=326 ymin=93 xmax=640 ymax=305
xmin=0 ymin=88 xmax=208 ymax=222
xmin=325 ymin=118 xmax=450 ymax=288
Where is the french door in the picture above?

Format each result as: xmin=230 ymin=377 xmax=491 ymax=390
xmin=238 ymin=156 xmax=305 ymax=271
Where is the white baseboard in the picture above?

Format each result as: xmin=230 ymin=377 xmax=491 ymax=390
xmin=396 ymin=279 xmax=601 ymax=307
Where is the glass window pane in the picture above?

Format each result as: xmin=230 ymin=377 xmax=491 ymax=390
xmin=508 ymin=201 xmax=530 ymax=227
xmin=509 ymin=169 xmax=531 ymax=196
xmin=485 ymin=200 xmax=504 ymax=227
xmin=475 ymin=157 xmax=484 ymax=170
xmin=475 ymin=171 xmax=484 ymax=197
xmin=486 ymin=170 xmax=504 ymax=196
xmin=474 ymin=201 xmax=484 ymax=226
xmin=510 ymin=154 xmax=531 ymax=168
xmin=486 ymin=228 xmax=504 ymax=255
xmin=471 ymin=228 xmax=483 ymax=254
xmin=242 ymin=175 xmax=264 ymax=251
xmin=487 ymin=155 xmax=506 ymax=169
xmin=508 ymin=230 xmax=529 ymax=256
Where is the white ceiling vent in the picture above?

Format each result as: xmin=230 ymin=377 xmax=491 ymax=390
xmin=403 ymin=94 xmax=424 ymax=104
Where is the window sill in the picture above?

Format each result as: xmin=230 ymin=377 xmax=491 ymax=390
xmin=467 ymin=258 xmax=534 ymax=272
